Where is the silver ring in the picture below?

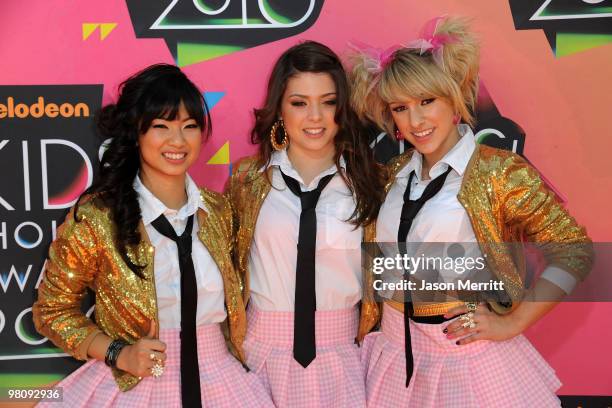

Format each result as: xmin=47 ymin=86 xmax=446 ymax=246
xmin=460 ymin=313 xmax=477 ymax=329
xmin=151 ymin=362 xmax=164 ymax=378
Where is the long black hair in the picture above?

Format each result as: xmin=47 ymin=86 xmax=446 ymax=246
xmin=75 ymin=63 xmax=211 ymax=278
xmin=251 ymin=41 xmax=385 ymax=226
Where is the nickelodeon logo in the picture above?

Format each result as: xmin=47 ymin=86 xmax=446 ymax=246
xmin=0 ymin=97 xmax=90 ymax=119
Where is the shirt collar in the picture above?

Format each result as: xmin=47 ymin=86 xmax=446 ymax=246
xmin=264 ymin=149 xmax=346 ymax=191
xmin=397 ymin=124 xmax=475 ymax=180
xmin=134 ymin=173 xmax=206 ymax=226
xmin=438 ymin=124 xmax=475 ymax=176
xmin=396 ymin=150 xmax=422 ymax=180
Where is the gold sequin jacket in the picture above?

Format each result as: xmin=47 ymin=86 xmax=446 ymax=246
xmin=33 ymin=189 xmax=246 ymax=391
xmin=367 ymin=144 xmax=593 ymax=316
xmin=224 ymin=156 xmax=380 ymax=343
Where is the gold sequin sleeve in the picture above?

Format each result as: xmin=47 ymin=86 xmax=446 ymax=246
xmin=199 ymin=188 xmax=248 ymax=363
xmin=223 ymin=164 xmax=241 ymax=296
xmin=32 ymin=203 xmax=102 ymax=361
xmin=223 ymin=156 xmax=269 ymax=304
xmin=357 ymin=222 xmax=381 ymax=343
xmin=499 ymin=153 xmax=593 ymax=281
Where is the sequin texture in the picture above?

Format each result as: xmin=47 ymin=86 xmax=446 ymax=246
xmin=33 ymin=189 xmax=247 ymax=391
xmin=368 ymin=144 xmax=592 ymax=316
xmin=225 ymin=155 xmax=380 ymax=343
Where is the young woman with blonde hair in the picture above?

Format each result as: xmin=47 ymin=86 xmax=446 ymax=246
xmin=350 ymin=16 xmax=591 ymax=407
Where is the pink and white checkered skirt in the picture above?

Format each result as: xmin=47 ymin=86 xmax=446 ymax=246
xmin=37 ymin=323 xmax=274 ymax=408
xmin=360 ymin=304 xmax=561 ymax=407
xmin=244 ymin=305 xmax=366 ymax=408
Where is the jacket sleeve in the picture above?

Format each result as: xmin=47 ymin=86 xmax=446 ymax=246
xmin=223 ymin=165 xmax=240 ymax=269
xmin=223 ymin=158 xmax=257 ymax=302
xmin=357 ymin=223 xmax=381 ymax=343
xmin=219 ymin=190 xmax=243 ymax=293
xmin=500 ymin=154 xmax=593 ymax=282
xmin=32 ymin=206 xmax=101 ymax=360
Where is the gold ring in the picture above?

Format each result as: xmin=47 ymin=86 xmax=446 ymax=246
xmin=151 ymin=362 xmax=164 ymax=378
xmin=465 ymin=302 xmax=478 ymax=313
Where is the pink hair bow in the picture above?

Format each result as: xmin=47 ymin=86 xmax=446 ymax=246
xmin=348 ymin=40 xmax=402 ymax=75
xmin=403 ymin=16 xmax=457 ymax=68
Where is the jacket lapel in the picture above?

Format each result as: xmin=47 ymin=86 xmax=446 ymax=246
xmin=196 ymin=204 xmax=247 ymax=361
xmin=385 ymin=152 xmax=414 ymax=195
xmin=129 ymin=222 xmax=158 ymax=336
xmin=236 ymin=169 xmax=272 ymax=301
xmin=197 ymin=208 xmax=231 ymax=276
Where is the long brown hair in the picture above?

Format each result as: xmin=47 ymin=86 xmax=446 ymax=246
xmin=251 ymin=41 xmax=384 ymax=226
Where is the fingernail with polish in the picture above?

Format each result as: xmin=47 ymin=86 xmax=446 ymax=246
xmin=455 ymin=340 xmax=460 ymax=345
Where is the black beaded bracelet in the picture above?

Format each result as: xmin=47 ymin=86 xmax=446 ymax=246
xmin=104 ymin=339 xmax=128 ymax=368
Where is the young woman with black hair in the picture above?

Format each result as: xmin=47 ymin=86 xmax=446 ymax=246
xmin=225 ymin=41 xmax=385 ymax=407
xmin=33 ymin=64 xmax=273 ymax=407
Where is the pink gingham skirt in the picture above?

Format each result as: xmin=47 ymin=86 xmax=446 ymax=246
xmin=360 ymin=304 xmax=561 ymax=407
xmin=37 ymin=324 xmax=273 ymax=407
xmin=244 ymin=305 xmax=366 ymax=408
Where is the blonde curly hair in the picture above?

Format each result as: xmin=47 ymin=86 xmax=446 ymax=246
xmin=349 ymin=16 xmax=480 ymax=135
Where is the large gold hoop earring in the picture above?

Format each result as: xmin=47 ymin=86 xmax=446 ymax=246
xmin=270 ymin=118 xmax=289 ymax=151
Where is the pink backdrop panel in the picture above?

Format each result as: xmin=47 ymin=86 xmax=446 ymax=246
xmin=2 ymin=0 xmax=610 ymax=396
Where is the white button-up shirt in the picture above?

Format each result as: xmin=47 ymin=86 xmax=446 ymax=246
xmin=377 ymin=125 xmax=477 ymax=245
xmin=248 ymin=149 xmax=363 ymax=311
xmin=134 ymin=174 xmax=226 ymax=329
xmin=376 ymin=125 xmax=576 ymax=293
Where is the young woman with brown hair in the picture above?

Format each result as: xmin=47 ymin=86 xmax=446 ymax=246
xmin=226 ymin=41 xmax=384 ymax=407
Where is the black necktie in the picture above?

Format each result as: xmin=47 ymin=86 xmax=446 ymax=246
xmin=151 ymin=214 xmax=202 ymax=408
xmin=281 ymin=171 xmax=335 ymax=368
xmin=397 ymin=166 xmax=452 ymax=387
